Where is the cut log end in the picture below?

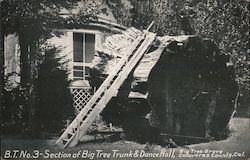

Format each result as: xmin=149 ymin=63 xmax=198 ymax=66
xmin=90 ymin=30 xmax=238 ymax=144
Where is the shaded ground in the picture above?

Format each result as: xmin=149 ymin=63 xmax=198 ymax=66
xmin=1 ymin=117 xmax=249 ymax=160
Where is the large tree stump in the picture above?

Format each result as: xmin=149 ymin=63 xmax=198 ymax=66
xmin=89 ymin=28 xmax=238 ymax=143
xmin=148 ymin=37 xmax=238 ymax=140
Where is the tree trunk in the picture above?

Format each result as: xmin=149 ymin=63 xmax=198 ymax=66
xmin=0 ymin=0 xmax=4 ymax=110
xmin=0 ymin=23 xmax=4 ymax=109
xmin=28 ymin=42 xmax=40 ymax=137
xmin=19 ymin=32 xmax=31 ymax=88
xmin=18 ymin=32 xmax=40 ymax=136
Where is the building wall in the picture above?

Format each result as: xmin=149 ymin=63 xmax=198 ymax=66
xmin=47 ymin=28 xmax=109 ymax=87
xmin=3 ymin=28 xmax=116 ymax=89
xmin=4 ymin=33 xmax=20 ymax=89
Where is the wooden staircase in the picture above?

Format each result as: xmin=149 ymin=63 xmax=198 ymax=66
xmin=56 ymin=27 xmax=156 ymax=148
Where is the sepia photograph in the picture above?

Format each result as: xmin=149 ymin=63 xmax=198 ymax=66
xmin=0 ymin=0 xmax=249 ymax=159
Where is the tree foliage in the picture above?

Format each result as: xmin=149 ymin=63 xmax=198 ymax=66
xmin=107 ymin=0 xmax=249 ymax=92
xmin=36 ymin=46 xmax=74 ymax=133
xmin=2 ymin=46 xmax=74 ymax=135
xmin=193 ymin=1 xmax=249 ymax=92
xmin=2 ymin=87 xmax=29 ymax=134
xmin=1 ymin=0 xmax=78 ymax=35
xmin=1 ymin=0 xmax=78 ymax=135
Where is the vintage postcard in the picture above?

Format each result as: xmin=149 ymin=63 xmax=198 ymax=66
xmin=1 ymin=0 xmax=249 ymax=160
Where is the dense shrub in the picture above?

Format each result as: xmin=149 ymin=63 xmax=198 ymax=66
xmin=36 ymin=47 xmax=74 ymax=133
xmin=2 ymin=87 xmax=29 ymax=134
xmin=2 ymin=47 xmax=74 ymax=135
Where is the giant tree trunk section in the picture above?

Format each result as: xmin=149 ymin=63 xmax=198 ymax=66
xmin=148 ymin=37 xmax=238 ymax=140
xmin=90 ymin=29 xmax=238 ymax=143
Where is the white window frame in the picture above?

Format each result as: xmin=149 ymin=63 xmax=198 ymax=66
xmin=71 ymin=30 xmax=100 ymax=82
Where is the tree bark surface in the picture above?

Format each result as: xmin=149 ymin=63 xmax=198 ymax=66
xmin=90 ymin=31 xmax=238 ymax=140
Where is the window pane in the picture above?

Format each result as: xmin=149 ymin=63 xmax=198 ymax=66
xmin=85 ymin=33 xmax=95 ymax=63
xmin=73 ymin=66 xmax=84 ymax=70
xmin=73 ymin=71 xmax=84 ymax=77
xmin=73 ymin=33 xmax=83 ymax=62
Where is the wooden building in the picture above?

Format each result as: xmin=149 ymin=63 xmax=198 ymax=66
xmin=4 ymin=1 xmax=125 ymax=111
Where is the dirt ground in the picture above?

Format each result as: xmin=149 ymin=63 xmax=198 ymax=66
xmin=1 ymin=117 xmax=249 ymax=160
